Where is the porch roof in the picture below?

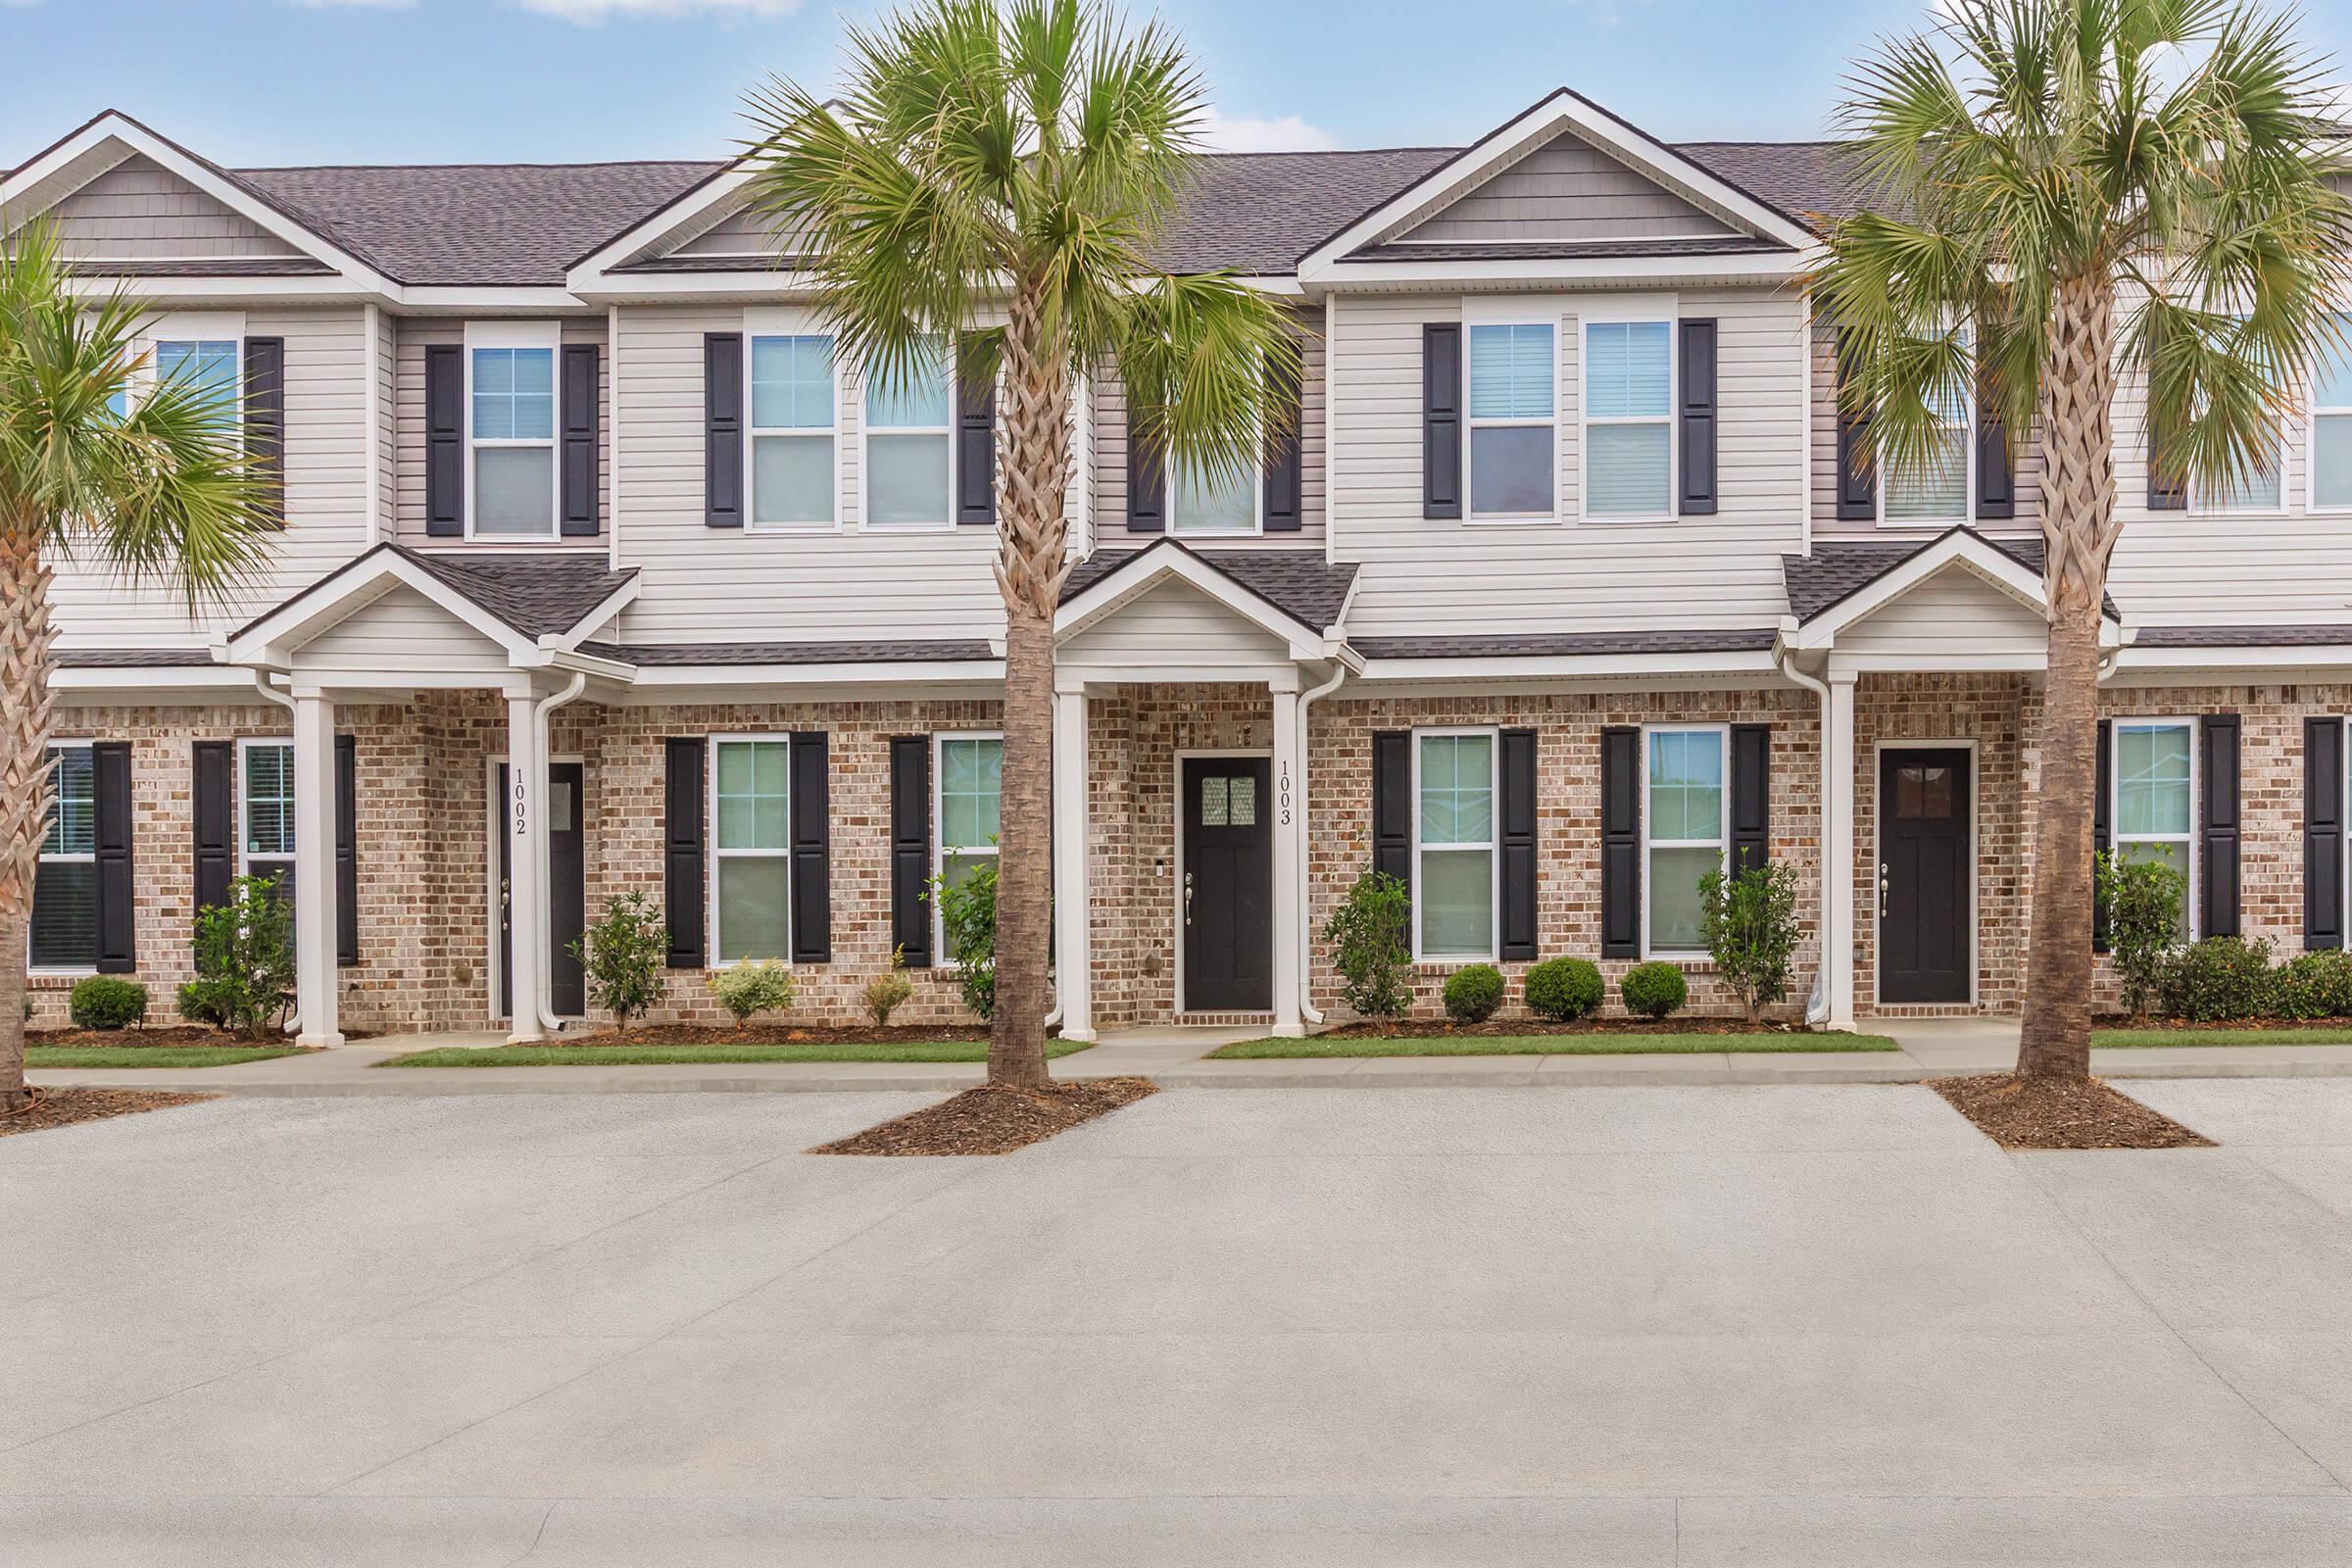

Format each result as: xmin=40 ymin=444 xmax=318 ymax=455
xmin=1059 ymin=542 xmax=1360 ymax=635
xmin=1783 ymin=528 xmax=2120 ymax=629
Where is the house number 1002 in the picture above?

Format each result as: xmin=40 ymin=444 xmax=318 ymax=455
xmin=511 ymin=776 xmax=530 ymax=839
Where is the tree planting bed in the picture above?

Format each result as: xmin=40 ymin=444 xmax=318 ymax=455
xmin=1 ymin=1088 xmax=217 ymax=1139
xmin=1932 ymin=1074 xmax=2213 ymax=1150
xmin=811 ymin=1076 xmax=1157 ymax=1155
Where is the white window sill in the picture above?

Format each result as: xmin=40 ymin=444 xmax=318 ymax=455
xmin=1579 ymin=513 xmax=1681 ymax=527
xmin=744 ymin=523 xmax=844 ymax=536
xmin=28 ymin=968 xmax=99 ymax=981
xmin=1463 ymin=515 xmax=1560 ymax=528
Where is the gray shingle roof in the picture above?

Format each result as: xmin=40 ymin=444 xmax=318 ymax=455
xmin=1783 ymin=532 xmax=2118 ymax=623
xmin=1352 ymin=629 xmax=1779 ymax=660
xmin=2133 ymin=623 xmax=2352 ymax=649
xmin=393 ymin=547 xmax=637 ymax=639
xmin=1673 ymin=141 xmax=1866 ymax=223
xmin=1060 ymin=544 xmax=1358 ymax=632
xmin=52 ymin=647 xmax=214 ymax=667
xmin=575 ymin=638 xmax=992 ymax=666
xmin=1149 ymin=147 xmax=1459 ymax=273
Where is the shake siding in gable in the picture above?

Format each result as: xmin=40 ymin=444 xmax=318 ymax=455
xmin=43 ymin=155 xmax=302 ymax=261
xmin=608 ymin=305 xmax=1004 ymax=646
xmin=51 ymin=307 xmax=371 ymax=652
xmin=1331 ymin=288 xmax=1805 ymax=639
xmin=391 ymin=318 xmax=610 ymax=547
xmin=1396 ymin=131 xmax=1737 ymax=245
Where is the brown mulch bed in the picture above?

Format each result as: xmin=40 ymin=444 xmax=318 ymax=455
xmin=27 ymin=1026 xmax=367 ymax=1049
xmin=812 ymin=1076 xmax=1158 ymax=1156
xmin=0 ymin=1087 xmax=217 ymax=1139
xmin=1322 ymin=1017 xmax=1814 ymax=1039
xmin=570 ymin=1022 xmax=997 ymax=1048
xmin=1932 ymin=1074 xmax=2214 ymax=1151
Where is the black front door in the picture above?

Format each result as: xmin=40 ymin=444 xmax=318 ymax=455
xmin=1182 ymin=757 xmax=1273 ymax=1012
xmin=1879 ymin=748 xmax=1972 ymax=1004
xmin=498 ymin=762 xmax=587 ymax=1019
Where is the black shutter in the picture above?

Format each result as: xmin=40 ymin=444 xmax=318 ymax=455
xmin=1678 ymin=318 xmax=1718 ymax=516
xmin=2308 ymin=717 xmax=2345 ymax=951
xmin=1977 ymin=405 xmax=2015 ymax=520
xmin=243 ymin=336 xmax=285 ymax=527
xmin=2093 ymin=717 xmax=2113 ymax=953
xmin=91 ymin=741 xmax=134 ymax=974
xmin=192 ymin=740 xmax=234 ymax=937
xmin=1498 ymin=728 xmax=1539 ymax=962
xmin=335 ymin=734 xmax=359 ymax=967
xmin=790 ymin=732 xmax=831 ymax=964
xmin=662 ymin=738 xmax=706 ymax=967
xmin=890 ymin=736 xmax=934 ymax=967
xmin=1730 ymin=723 xmax=1770 ymax=874
xmin=1126 ymin=428 xmax=1165 ymax=533
xmin=1834 ymin=330 xmax=1875 ymax=521
xmin=1601 ymin=726 xmax=1642 ymax=958
xmin=1372 ymin=731 xmax=1412 ymax=899
xmin=560 ymin=342 xmax=600 ymax=536
xmin=704 ymin=333 xmax=744 ymax=528
xmin=1423 ymin=323 xmax=1462 ymax=519
xmin=2200 ymin=714 xmax=2241 ymax=940
xmin=424 ymin=343 xmax=464 ymax=536
xmin=1263 ymin=355 xmax=1304 ymax=531
xmin=2147 ymin=407 xmax=2187 ymax=510
xmin=956 ymin=355 xmax=997 ymax=526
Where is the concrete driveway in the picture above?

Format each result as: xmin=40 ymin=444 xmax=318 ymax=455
xmin=6 ymin=1081 xmax=2352 ymax=1565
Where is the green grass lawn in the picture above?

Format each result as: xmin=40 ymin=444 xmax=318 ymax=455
xmin=24 ymin=1045 xmax=310 ymax=1069
xmin=2092 ymin=1027 xmax=2352 ymax=1049
xmin=379 ymin=1040 xmax=1092 ymax=1067
xmin=1209 ymin=1032 xmax=1903 ymax=1059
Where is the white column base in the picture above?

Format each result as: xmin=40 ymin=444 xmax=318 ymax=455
xmin=1056 ymin=1027 xmax=1099 ymax=1046
xmin=292 ymin=693 xmax=342 ymax=1049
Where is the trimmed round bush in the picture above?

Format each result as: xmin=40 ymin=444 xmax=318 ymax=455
xmin=1524 ymin=956 xmax=1605 ymax=1022
xmin=2161 ymin=936 xmax=2276 ymax=1022
xmin=1443 ymin=963 xmax=1505 ymax=1024
xmin=177 ymin=982 xmax=228 ymax=1031
xmin=68 ymin=976 xmax=148 ymax=1031
xmin=2276 ymin=949 xmax=2352 ymax=1019
xmin=1619 ymin=960 xmax=1690 ymax=1021
xmin=707 ymin=957 xmax=797 ymax=1025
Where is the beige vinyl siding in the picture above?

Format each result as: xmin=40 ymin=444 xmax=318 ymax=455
xmin=51 ymin=308 xmax=370 ymax=653
xmin=1058 ymin=579 xmax=1293 ymax=672
xmin=1090 ymin=308 xmax=1326 ymax=553
xmin=1836 ymin=572 xmax=2049 ymax=659
xmin=392 ymin=318 xmax=610 ymax=548
xmin=39 ymin=154 xmax=301 ymax=261
xmin=609 ymin=304 xmax=1004 ymax=645
xmin=671 ymin=203 xmax=806 ymax=257
xmin=1808 ymin=322 xmax=2042 ymax=540
xmin=1331 ymin=288 xmax=1806 ymax=639
xmin=372 ymin=309 xmax=396 ymax=541
xmin=299 ymin=585 xmax=512 ymax=673
xmin=1394 ymin=130 xmax=1736 ymax=245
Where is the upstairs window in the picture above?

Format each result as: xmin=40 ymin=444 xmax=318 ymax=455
xmin=866 ymin=335 xmax=953 ymax=529
xmin=2314 ymin=314 xmax=2352 ymax=510
xmin=1170 ymin=451 xmax=1259 ymax=536
xmin=240 ymin=739 xmax=297 ymax=919
xmin=468 ymin=337 xmax=558 ymax=538
xmin=750 ymin=334 xmax=836 ymax=528
xmin=1413 ymin=729 xmax=1496 ymax=960
xmin=114 ymin=321 xmax=242 ymax=424
xmin=29 ymin=744 xmax=96 ymax=971
xmin=1882 ymin=373 xmax=1971 ymax=525
xmin=2114 ymin=719 xmax=2194 ymax=938
xmin=1467 ymin=322 xmax=1555 ymax=520
xmin=1644 ymin=726 xmax=1725 ymax=956
xmin=1585 ymin=320 xmax=1673 ymax=519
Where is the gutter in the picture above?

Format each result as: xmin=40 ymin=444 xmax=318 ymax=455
xmin=532 ymin=670 xmax=590 ymax=1032
xmin=245 ymin=673 xmax=303 ymax=1038
xmin=1775 ymin=646 xmax=1835 ymax=1027
xmin=1296 ymin=661 xmax=1350 ymax=1027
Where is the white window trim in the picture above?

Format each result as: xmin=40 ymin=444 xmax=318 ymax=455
xmin=2111 ymin=716 xmax=2201 ymax=938
xmin=126 ymin=311 xmax=245 ymax=430
xmin=744 ymin=307 xmax=843 ymax=535
xmin=1463 ymin=311 xmax=1561 ymax=526
xmin=707 ymin=733 xmax=794 ymax=968
xmin=236 ymin=735 xmax=296 ymax=889
xmin=933 ymin=730 xmax=1004 ymax=959
xmin=1877 ymin=361 xmax=1975 ymax=531
xmin=463 ymin=320 xmax=562 ymax=542
xmin=1579 ymin=307 xmax=1680 ymax=525
xmin=28 ymin=737 xmax=98 ymax=977
xmin=1409 ymin=724 xmax=1500 ymax=965
xmin=1641 ymin=721 xmax=1729 ymax=960
xmin=858 ymin=334 xmax=957 ymax=534
xmin=2307 ymin=325 xmax=2352 ymax=514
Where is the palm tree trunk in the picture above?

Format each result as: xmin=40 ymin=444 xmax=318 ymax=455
xmin=987 ymin=283 xmax=1074 ymax=1090
xmin=0 ymin=525 xmax=59 ymax=1113
xmin=2017 ymin=275 xmax=2118 ymax=1080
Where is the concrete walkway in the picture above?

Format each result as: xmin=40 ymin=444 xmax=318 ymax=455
xmin=29 ymin=1016 xmax=2352 ymax=1097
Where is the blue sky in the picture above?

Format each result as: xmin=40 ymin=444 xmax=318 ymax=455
xmin=6 ymin=0 xmax=2350 ymax=169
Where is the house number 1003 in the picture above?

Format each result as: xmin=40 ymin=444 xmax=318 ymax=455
xmin=1278 ymin=761 xmax=1293 ymax=827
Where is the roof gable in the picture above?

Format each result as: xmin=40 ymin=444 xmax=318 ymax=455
xmin=1389 ymin=127 xmax=1737 ymax=249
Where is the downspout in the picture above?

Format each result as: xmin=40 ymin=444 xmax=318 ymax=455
xmin=247 ymin=673 xmax=302 ymax=1036
xmin=1296 ymin=661 xmax=1349 ymax=1027
xmin=1777 ymin=648 xmax=1836 ymax=1026
xmin=533 ymin=670 xmax=589 ymax=1032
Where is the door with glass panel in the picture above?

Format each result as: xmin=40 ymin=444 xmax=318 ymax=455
xmin=496 ymin=762 xmax=587 ymax=1018
xmin=1182 ymin=757 xmax=1273 ymax=1012
xmin=1879 ymin=749 xmax=1973 ymax=1004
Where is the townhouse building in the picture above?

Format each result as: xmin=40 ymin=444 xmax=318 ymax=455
xmin=8 ymin=92 xmax=2347 ymax=1046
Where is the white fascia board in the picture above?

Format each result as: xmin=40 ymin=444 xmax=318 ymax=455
xmin=397 ymin=287 xmax=589 ymax=313
xmin=49 ymin=663 xmax=260 ymax=700
xmin=1302 ymin=250 xmax=1810 ymax=290
xmin=1353 ymin=650 xmax=1784 ymax=686
xmin=1053 ymin=539 xmax=1326 ymax=651
xmin=1787 ymin=533 xmax=2067 ymax=651
xmin=617 ymin=661 xmax=1007 ymax=696
xmin=222 ymin=548 xmax=538 ymax=666
xmin=545 ymin=577 xmax=643 ymax=652
xmin=567 ymin=164 xmax=757 ymax=292
xmin=1297 ymin=88 xmax=1819 ymax=277
xmin=2116 ymin=643 xmax=2352 ymax=675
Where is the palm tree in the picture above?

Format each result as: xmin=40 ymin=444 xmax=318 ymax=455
xmin=1811 ymin=0 xmax=2351 ymax=1079
xmin=0 ymin=220 xmax=274 ymax=1112
xmin=743 ymin=0 xmax=1299 ymax=1089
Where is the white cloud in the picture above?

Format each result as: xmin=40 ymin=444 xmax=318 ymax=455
xmin=1197 ymin=109 xmax=1338 ymax=154
xmin=511 ymin=0 xmax=803 ymax=20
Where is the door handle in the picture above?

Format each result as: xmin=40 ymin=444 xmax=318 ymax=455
xmin=1878 ymin=860 xmax=1889 ymax=917
xmin=1184 ymin=870 xmax=1194 ymax=927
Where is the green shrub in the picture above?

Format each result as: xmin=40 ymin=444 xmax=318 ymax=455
xmin=2276 ymin=948 xmax=2352 ymax=1020
xmin=186 ymin=874 xmax=296 ymax=1041
xmin=1524 ymin=956 xmax=1605 ymax=1021
xmin=1443 ymin=963 xmax=1504 ymax=1024
xmin=2096 ymin=851 xmax=2187 ymax=1017
xmin=68 ymin=976 xmax=148 ymax=1031
xmin=707 ymin=957 xmax=795 ymax=1025
xmin=864 ymin=946 xmax=914 ymax=1027
xmin=1322 ymin=868 xmax=1412 ymax=1020
xmin=572 ymin=892 xmax=667 ymax=1030
xmin=1620 ymin=960 xmax=1690 ymax=1021
xmin=931 ymin=863 xmax=998 ymax=1020
xmin=1697 ymin=860 xmax=1801 ymax=1024
xmin=2162 ymin=935 xmax=2278 ymax=1022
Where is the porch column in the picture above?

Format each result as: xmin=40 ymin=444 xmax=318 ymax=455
xmin=1052 ymin=682 xmax=1093 ymax=1043
xmin=291 ymin=692 xmax=342 ymax=1048
xmin=1269 ymin=676 xmax=1304 ymax=1037
xmin=505 ymin=691 xmax=546 ymax=1044
xmin=1824 ymin=669 xmax=1858 ymax=1031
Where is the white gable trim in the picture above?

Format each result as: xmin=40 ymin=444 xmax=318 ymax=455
xmin=1787 ymin=530 xmax=2122 ymax=653
xmin=1298 ymin=89 xmax=1818 ymax=283
xmin=1054 ymin=539 xmax=1338 ymax=662
xmin=221 ymin=547 xmax=541 ymax=667
xmin=567 ymin=163 xmax=757 ymax=293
